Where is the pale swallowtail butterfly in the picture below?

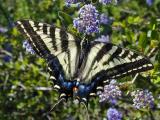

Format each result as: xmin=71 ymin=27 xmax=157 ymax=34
xmin=15 ymin=20 xmax=153 ymax=104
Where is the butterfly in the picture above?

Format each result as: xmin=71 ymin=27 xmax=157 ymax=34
xmin=15 ymin=20 xmax=153 ymax=105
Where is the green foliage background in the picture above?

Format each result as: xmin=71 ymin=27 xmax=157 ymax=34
xmin=0 ymin=0 xmax=160 ymax=120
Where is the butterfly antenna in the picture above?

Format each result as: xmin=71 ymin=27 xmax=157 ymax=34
xmin=48 ymin=98 xmax=65 ymax=113
xmin=81 ymin=102 xmax=90 ymax=120
xmin=43 ymin=98 xmax=65 ymax=117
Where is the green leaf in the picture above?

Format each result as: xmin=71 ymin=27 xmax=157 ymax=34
xmin=152 ymin=77 xmax=160 ymax=84
xmin=150 ymin=40 xmax=158 ymax=47
xmin=58 ymin=11 xmax=73 ymax=25
xmin=151 ymin=30 xmax=159 ymax=39
xmin=138 ymin=32 xmax=147 ymax=48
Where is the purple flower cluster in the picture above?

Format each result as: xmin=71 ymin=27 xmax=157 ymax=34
xmin=99 ymin=80 xmax=121 ymax=104
xmin=65 ymin=0 xmax=77 ymax=4
xmin=94 ymin=35 xmax=110 ymax=43
xmin=3 ymin=55 xmax=12 ymax=62
xmin=131 ymin=89 xmax=154 ymax=109
xmin=146 ymin=0 xmax=154 ymax=6
xmin=23 ymin=40 xmax=35 ymax=54
xmin=100 ymin=14 xmax=114 ymax=25
xmin=99 ymin=0 xmax=112 ymax=5
xmin=107 ymin=108 xmax=122 ymax=120
xmin=0 ymin=26 xmax=8 ymax=33
xmin=73 ymin=4 xmax=100 ymax=34
xmin=65 ymin=0 xmax=81 ymax=6
xmin=100 ymin=14 xmax=110 ymax=24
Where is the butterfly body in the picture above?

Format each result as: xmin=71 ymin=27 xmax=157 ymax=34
xmin=15 ymin=20 xmax=153 ymax=104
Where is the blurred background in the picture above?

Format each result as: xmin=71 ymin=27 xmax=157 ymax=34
xmin=0 ymin=0 xmax=160 ymax=119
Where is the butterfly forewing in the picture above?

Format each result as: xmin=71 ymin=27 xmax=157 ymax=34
xmin=15 ymin=20 xmax=81 ymax=80
xmin=80 ymin=42 xmax=153 ymax=83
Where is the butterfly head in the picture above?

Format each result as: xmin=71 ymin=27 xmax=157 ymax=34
xmin=73 ymin=86 xmax=78 ymax=95
xmin=72 ymin=81 xmax=89 ymax=104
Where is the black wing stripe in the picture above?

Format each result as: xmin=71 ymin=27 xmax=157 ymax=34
xmin=50 ymin=26 xmax=57 ymax=51
xmin=121 ymin=49 xmax=129 ymax=58
xmin=93 ymin=58 xmax=153 ymax=80
xmin=81 ymin=43 xmax=118 ymax=81
xmin=91 ymin=61 xmax=153 ymax=94
xmin=21 ymin=20 xmax=51 ymax=57
xmin=90 ymin=58 xmax=153 ymax=93
xmin=106 ymin=58 xmax=153 ymax=79
xmin=95 ymin=43 xmax=113 ymax=62
xmin=60 ymin=29 xmax=71 ymax=75
xmin=43 ymin=24 xmax=48 ymax=34
xmin=110 ymin=46 xmax=122 ymax=59
xmin=60 ymin=29 xmax=68 ymax=51
xmin=16 ymin=21 xmax=43 ymax=56
xmin=80 ymin=43 xmax=106 ymax=80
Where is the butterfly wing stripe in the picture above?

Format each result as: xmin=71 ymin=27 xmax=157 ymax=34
xmin=108 ymin=63 xmax=153 ymax=79
xmin=120 ymin=49 xmax=129 ymax=58
xmin=16 ymin=21 xmax=51 ymax=57
xmin=23 ymin=21 xmax=51 ymax=55
xmin=60 ymin=29 xmax=68 ymax=51
xmin=42 ymin=24 xmax=48 ymax=34
xmin=16 ymin=21 xmax=41 ymax=56
xmin=89 ymin=58 xmax=153 ymax=93
xmin=50 ymin=26 xmax=58 ymax=51
xmin=60 ymin=29 xmax=71 ymax=76
xmin=94 ymin=43 xmax=113 ymax=62
xmin=54 ymin=39 xmax=80 ymax=78
xmin=81 ymin=43 xmax=118 ymax=82
xmin=92 ymin=57 xmax=153 ymax=81
xmin=91 ymin=45 xmax=118 ymax=76
xmin=49 ymin=26 xmax=80 ymax=78
xmin=80 ymin=43 xmax=105 ymax=80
